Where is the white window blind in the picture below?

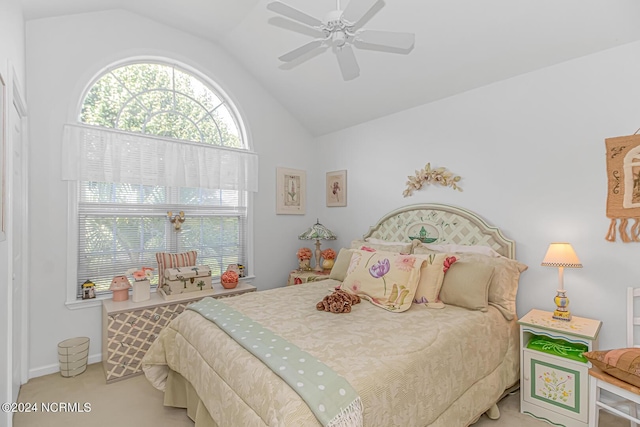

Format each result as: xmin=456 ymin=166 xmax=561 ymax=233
xmin=77 ymin=182 xmax=247 ymax=295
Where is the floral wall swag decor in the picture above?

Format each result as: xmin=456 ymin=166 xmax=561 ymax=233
xmin=605 ymin=134 xmax=640 ymax=242
xmin=403 ymin=163 xmax=462 ymax=197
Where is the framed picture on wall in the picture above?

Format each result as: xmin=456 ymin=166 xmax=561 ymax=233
xmin=326 ymin=170 xmax=347 ymax=207
xmin=276 ymin=167 xmax=306 ymax=214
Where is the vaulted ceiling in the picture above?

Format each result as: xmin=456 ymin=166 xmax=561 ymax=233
xmin=19 ymin=0 xmax=640 ymax=136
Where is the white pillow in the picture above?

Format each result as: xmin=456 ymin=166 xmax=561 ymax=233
xmin=423 ymin=244 xmax=501 ymax=258
xmin=365 ymin=238 xmax=411 ymax=245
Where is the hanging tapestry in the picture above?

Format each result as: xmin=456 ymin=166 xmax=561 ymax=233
xmin=605 ymin=134 xmax=640 ymax=242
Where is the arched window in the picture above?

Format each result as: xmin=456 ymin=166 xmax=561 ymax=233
xmin=63 ymin=61 xmax=257 ymax=299
xmin=80 ymin=62 xmax=243 ymax=148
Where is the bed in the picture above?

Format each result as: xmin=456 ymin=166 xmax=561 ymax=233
xmin=142 ymin=203 xmax=527 ymax=427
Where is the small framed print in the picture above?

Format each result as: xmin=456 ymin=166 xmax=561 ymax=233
xmin=276 ymin=167 xmax=306 ymax=214
xmin=326 ymin=170 xmax=347 ymax=207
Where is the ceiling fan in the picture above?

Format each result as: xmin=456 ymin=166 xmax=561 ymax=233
xmin=267 ymin=0 xmax=415 ymax=81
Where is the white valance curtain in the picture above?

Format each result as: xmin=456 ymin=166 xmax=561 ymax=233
xmin=61 ymin=124 xmax=259 ymax=192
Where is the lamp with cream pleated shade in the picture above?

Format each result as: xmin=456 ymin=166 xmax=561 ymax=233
xmin=541 ymin=242 xmax=582 ymax=321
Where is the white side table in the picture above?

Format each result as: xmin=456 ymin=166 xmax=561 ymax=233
xmin=518 ymin=309 xmax=602 ymax=427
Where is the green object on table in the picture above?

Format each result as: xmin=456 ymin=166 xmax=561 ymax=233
xmin=527 ymin=335 xmax=588 ymax=363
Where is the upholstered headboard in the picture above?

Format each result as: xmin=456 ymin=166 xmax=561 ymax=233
xmin=362 ymin=203 xmax=515 ymax=259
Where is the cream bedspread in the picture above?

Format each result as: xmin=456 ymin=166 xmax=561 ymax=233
xmin=143 ymin=281 xmax=519 ymax=427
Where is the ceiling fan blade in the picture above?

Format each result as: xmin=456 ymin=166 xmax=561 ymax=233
xmin=336 ymin=45 xmax=360 ymax=81
xmin=278 ymin=39 xmax=325 ymax=62
xmin=267 ymin=1 xmax=323 ymax=28
xmin=356 ymin=30 xmax=415 ymax=50
xmin=269 ymin=16 xmax=327 ymax=38
xmin=341 ymin=0 xmax=380 ymax=25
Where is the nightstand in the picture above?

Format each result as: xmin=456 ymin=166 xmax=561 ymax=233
xmin=287 ymin=269 xmax=330 ymax=286
xmin=102 ymin=282 xmax=256 ymax=383
xmin=518 ymin=309 xmax=602 ymax=427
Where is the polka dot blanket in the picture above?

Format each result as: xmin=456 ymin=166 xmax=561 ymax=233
xmin=187 ymin=297 xmax=363 ymax=427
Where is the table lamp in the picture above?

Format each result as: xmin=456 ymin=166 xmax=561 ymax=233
xmin=298 ymin=219 xmax=337 ymax=272
xmin=541 ymin=242 xmax=582 ymax=321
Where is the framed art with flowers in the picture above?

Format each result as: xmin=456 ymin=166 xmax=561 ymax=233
xmin=326 ymin=170 xmax=347 ymax=207
xmin=276 ymin=167 xmax=306 ymax=214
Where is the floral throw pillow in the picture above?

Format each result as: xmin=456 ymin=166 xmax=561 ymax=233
xmin=341 ymin=250 xmax=423 ymax=312
xmin=412 ymin=253 xmax=457 ymax=308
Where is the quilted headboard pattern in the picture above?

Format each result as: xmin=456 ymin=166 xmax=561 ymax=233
xmin=362 ymin=203 xmax=515 ymax=259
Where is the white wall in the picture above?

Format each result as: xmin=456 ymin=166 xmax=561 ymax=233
xmin=0 ymin=0 xmax=26 ymax=422
xmin=25 ymin=9 xmax=317 ymax=377
xmin=314 ymin=40 xmax=640 ymax=350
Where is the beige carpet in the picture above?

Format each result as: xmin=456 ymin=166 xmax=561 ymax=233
xmin=14 ymin=363 xmax=627 ymax=427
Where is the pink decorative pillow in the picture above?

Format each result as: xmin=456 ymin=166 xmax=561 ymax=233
xmin=341 ymin=250 xmax=422 ymax=312
xmin=412 ymin=253 xmax=457 ymax=308
xmin=584 ymin=348 xmax=640 ymax=388
xmin=155 ymin=251 xmax=198 ymax=286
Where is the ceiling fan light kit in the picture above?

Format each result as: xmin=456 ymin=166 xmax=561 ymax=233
xmin=267 ymin=0 xmax=415 ymax=81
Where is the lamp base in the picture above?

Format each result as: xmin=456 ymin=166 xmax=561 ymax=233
xmin=552 ymin=310 xmax=572 ymax=321
xmin=552 ymin=289 xmax=571 ymax=321
xmin=314 ymin=240 xmax=323 ymax=272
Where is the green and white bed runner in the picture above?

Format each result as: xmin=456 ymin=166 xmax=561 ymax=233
xmin=187 ymin=297 xmax=363 ymax=427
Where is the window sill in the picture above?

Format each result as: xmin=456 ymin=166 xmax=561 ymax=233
xmin=65 ymin=294 xmax=111 ymax=310
xmin=65 ymin=275 xmax=256 ymax=310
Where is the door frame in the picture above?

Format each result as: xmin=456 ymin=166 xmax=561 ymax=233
xmin=9 ymin=64 xmax=29 ymax=393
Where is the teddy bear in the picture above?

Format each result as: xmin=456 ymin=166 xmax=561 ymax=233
xmin=316 ymin=289 xmax=361 ymax=313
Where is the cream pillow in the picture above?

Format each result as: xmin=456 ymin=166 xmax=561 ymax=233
xmin=422 ymin=243 xmax=502 ymax=258
xmin=366 ymin=238 xmax=419 ymax=250
xmin=341 ymin=249 xmax=422 ymax=312
xmin=412 ymin=245 xmax=440 ymax=256
xmin=365 ymin=238 xmax=410 ymax=245
xmin=328 ymin=248 xmax=354 ymax=282
xmin=350 ymin=239 xmax=413 ymax=254
xmin=439 ymin=261 xmax=495 ymax=311
xmin=412 ymin=253 xmax=458 ymax=308
xmin=451 ymin=253 xmax=528 ymax=320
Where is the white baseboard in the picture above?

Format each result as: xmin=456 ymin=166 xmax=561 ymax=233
xmin=28 ymin=353 xmax=101 ymax=380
